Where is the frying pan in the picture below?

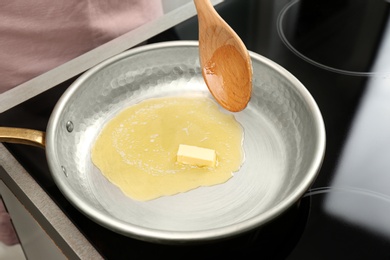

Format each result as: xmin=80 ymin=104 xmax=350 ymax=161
xmin=0 ymin=41 xmax=325 ymax=243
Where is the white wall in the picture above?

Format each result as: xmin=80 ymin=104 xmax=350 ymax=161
xmin=162 ymin=0 xmax=193 ymax=13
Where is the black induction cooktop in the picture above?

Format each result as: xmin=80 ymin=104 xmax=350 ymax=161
xmin=2 ymin=0 xmax=390 ymax=258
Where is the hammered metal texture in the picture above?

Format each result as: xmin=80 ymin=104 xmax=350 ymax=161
xmin=46 ymin=41 xmax=325 ymax=243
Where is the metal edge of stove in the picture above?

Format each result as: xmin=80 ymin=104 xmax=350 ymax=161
xmin=0 ymin=0 xmax=223 ymax=114
xmin=0 ymin=180 xmax=66 ymax=260
xmin=0 ymin=144 xmax=100 ymax=259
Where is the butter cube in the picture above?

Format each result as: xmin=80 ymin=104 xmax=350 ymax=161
xmin=177 ymin=144 xmax=216 ymax=167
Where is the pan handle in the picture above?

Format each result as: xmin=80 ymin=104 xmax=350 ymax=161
xmin=0 ymin=127 xmax=45 ymax=148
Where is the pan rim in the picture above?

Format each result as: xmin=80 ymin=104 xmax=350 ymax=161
xmin=45 ymin=40 xmax=326 ymax=243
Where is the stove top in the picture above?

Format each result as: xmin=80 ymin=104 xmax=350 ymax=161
xmin=1 ymin=0 xmax=390 ymax=258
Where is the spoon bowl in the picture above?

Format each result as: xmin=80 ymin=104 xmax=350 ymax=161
xmin=194 ymin=0 xmax=252 ymax=112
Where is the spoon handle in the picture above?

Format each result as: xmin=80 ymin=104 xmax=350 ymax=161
xmin=194 ymin=0 xmax=221 ymax=25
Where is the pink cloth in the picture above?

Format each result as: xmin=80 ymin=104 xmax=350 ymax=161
xmin=0 ymin=200 xmax=19 ymax=246
xmin=0 ymin=0 xmax=163 ymax=93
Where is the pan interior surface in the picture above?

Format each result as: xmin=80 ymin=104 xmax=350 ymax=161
xmin=46 ymin=41 xmax=325 ymax=242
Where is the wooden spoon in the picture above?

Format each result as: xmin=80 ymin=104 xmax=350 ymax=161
xmin=194 ymin=0 xmax=252 ymax=112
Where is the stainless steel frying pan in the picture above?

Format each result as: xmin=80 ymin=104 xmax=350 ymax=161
xmin=0 ymin=41 xmax=325 ymax=243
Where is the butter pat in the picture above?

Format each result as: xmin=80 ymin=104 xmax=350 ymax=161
xmin=177 ymin=144 xmax=216 ymax=167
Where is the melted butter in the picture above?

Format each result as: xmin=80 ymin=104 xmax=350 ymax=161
xmin=91 ymin=96 xmax=244 ymax=201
